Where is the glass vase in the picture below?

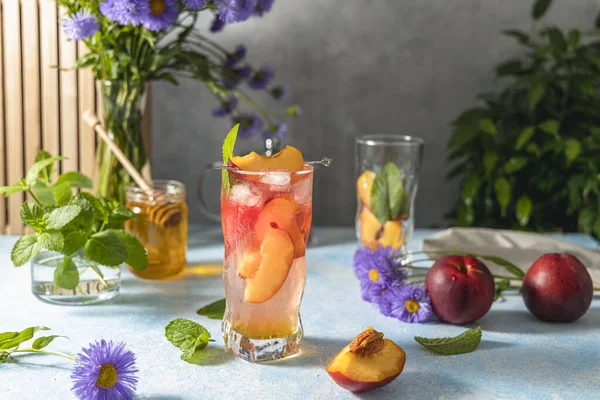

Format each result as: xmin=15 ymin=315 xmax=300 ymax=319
xmin=97 ymin=80 xmax=148 ymax=204
xmin=31 ymin=251 xmax=121 ymax=306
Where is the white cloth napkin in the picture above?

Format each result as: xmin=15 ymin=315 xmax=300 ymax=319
xmin=421 ymin=227 xmax=600 ymax=284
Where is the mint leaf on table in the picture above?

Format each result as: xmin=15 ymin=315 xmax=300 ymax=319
xmin=84 ymin=230 xmax=127 ymax=266
xmin=20 ymin=201 xmax=45 ymax=230
xmin=165 ymin=318 xmax=212 ymax=363
xmin=222 ymin=124 xmax=239 ymax=195
xmin=0 ymin=327 xmax=50 ymax=350
xmin=370 ymin=172 xmax=391 ymax=223
xmin=116 ymin=230 xmax=148 ymax=270
xmin=44 ymin=205 xmax=81 ymax=230
xmin=414 ymin=327 xmax=482 ymax=355
xmin=197 ymin=299 xmax=226 ymax=320
xmin=54 ymin=255 xmax=79 ymax=290
xmin=383 ymin=162 xmax=407 ymax=219
xmin=55 ymin=171 xmax=93 ymax=189
xmin=11 ymin=234 xmax=41 ymax=267
xmin=32 ymin=335 xmax=65 ymax=350
xmin=52 ymin=181 xmax=73 ymax=206
xmin=25 ymin=156 xmax=65 ymax=187
xmin=38 ymin=232 xmax=64 ymax=252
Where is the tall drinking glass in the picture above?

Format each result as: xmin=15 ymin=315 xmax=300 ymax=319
xmin=355 ymin=135 xmax=424 ymax=254
xmin=221 ymin=165 xmax=313 ymax=362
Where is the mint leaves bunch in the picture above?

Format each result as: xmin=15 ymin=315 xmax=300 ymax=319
xmin=1 ymin=151 xmax=148 ymax=290
xmin=371 ymin=162 xmax=409 ymax=224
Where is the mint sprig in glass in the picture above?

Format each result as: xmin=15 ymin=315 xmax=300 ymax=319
xmin=0 ymin=151 xmax=148 ymax=305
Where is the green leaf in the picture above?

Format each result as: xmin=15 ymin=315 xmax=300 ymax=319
xmin=32 ymin=185 xmax=57 ymax=207
xmin=461 ymin=175 xmax=480 ymax=206
xmin=35 ymin=151 xmax=54 ymax=184
xmin=383 ymin=163 xmax=407 ymax=219
xmin=504 ymin=157 xmax=528 ymax=174
xmin=70 ymin=192 xmax=104 ymax=220
xmin=528 ymin=82 xmax=545 ymax=111
xmin=84 ymin=230 xmax=127 ymax=266
xmin=44 ymin=205 xmax=81 ymax=230
xmin=564 ymin=139 xmax=581 ymax=164
xmin=62 ymin=231 xmax=89 ymax=256
xmin=525 ymin=142 xmax=541 ymax=157
xmin=0 ymin=181 xmax=29 ymax=196
xmin=502 ymin=29 xmax=530 ymax=45
xmin=116 ymin=230 xmax=148 ymax=270
xmin=457 ymin=203 xmax=475 ymax=226
xmin=0 ymin=327 xmax=50 ymax=350
xmin=532 ymin=0 xmax=552 ymax=20
xmin=20 ymin=201 xmax=44 ymax=230
xmin=516 ymin=195 xmax=533 ymax=226
xmin=370 ymin=171 xmax=391 ymax=224
xmin=495 ymin=60 xmax=522 ymax=77
xmin=222 ymin=124 xmax=239 ymax=196
xmin=55 ymin=171 xmax=93 ymax=189
xmin=54 ymin=255 xmax=79 ymax=290
xmin=197 ymin=298 xmax=226 ymax=320
xmin=479 ymin=255 xmax=525 ymax=278
xmin=483 ymin=151 xmax=499 ymax=177
xmin=494 ymin=177 xmax=512 ymax=217
xmin=25 ymin=156 xmax=65 ymax=187
xmin=539 ymin=120 xmax=559 ymax=136
xmin=567 ymin=29 xmax=580 ymax=48
xmin=478 ymin=119 xmax=496 ymax=135
xmin=38 ymin=232 xmax=64 ymax=252
xmin=516 ymin=126 xmax=535 ymax=150
xmin=11 ymin=235 xmax=41 ymax=267
xmin=165 ymin=318 xmax=212 ymax=363
xmin=32 ymin=335 xmax=65 ymax=350
xmin=415 ymin=327 xmax=482 ymax=355
xmin=494 ymin=279 xmax=511 ymax=301
xmin=52 ymin=182 xmax=72 ymax=206
xmin=447 ymin=125 xmax=477 ymax=148
xmin=544 ymin=27 xmax=567 ymax=50
xmin=0 ymin=332 xmax=19 ymax=345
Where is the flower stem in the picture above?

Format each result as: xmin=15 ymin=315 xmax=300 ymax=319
xmin=2 ymin=348 xmax=75 ymax=361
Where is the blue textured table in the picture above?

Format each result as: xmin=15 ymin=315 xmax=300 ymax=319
xmin=1 ymin=227 xmax=599 ymax=400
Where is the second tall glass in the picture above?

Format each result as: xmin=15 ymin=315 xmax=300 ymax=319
xmin=355 ymin=135 xmax=424 ymax=254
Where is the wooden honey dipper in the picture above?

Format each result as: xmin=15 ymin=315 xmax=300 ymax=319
xmin=83 ymin=110 xmax=183 ymax=228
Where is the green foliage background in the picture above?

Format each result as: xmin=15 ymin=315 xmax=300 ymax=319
xmin=448 ymin=0 xmax=600 ymax=238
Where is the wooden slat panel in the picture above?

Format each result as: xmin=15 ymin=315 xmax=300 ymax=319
xmin=59 ymin=6 xmax=78 ymax=173
xmin=22 ymin=0 xmax=41 ymax=200
xmin=77 ymin=42 xmax=95 ymax=180
xmin=3 ymin=0 xmax=24 ymax=234
xmin=40 ymin=0 xmax=59 ymax=169
xmin=0 ymin=2 xmax=5 ymax=234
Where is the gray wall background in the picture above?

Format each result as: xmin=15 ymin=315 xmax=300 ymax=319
xmin=152 ymin=0 xmax=599 ymax=227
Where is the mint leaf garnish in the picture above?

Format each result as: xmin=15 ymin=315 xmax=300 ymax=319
xmin=38 ymin=232 xmax=64 ymax=252
xmin=414 ymin=327 xmax=482 ymax=355
xmin=54 ymin=255 xmax=79 ymax=290
xmin=370 ymin=163 xmax=408 ymax=223
xmin=20 ymin=201 xmax=44 ymax=230
xmin=11 ymin=235 xmax=41 ymax=267
xmin=32 ymin=335 xmax=65 ymax=350
xmin=165 ymin=318 xmax=212 ymax=363
xmin=371 ymin=172 xmax=391 ymax=223
xmin=44 ymin=205 xmax=81 ymax=230
xmin=197 ymin=298 xmax=226 ymax=320
xmin=116 ymin=230 xmax=148 ymax=270
xmin=84 ymin=230 xmax=127 ymax=266
xmin=55 ymin=171 xmax=93 ymax=189
xmin=222 ymin=124 xmax=239 ymax=195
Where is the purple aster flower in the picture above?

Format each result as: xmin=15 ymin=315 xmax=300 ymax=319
xmin=212 ymin=96 xmax=238 ymax=117
xmin=353 ymin=246 xmax=407 ymax=303
xmin=270 ymin=85 xmax=287 ymax=100
xmin=141 ymin=0 xmax=179 ymax=31
xmin=232 ymin=45 xmax=247 ymax=63
xmin=100 ymin=0 xmax=149 ymax=27
xmin=248 ymin=66 xmax=275 ymax=90
xmin=380 ymin=284 xmax=432 ymax=323
xmin=71 ymin=340 xmax=138 ymax=400
xmin=233 ymin=113 xmax=263 ymax=138
xmin=222 ymin=65 xmax=251 ymax=89
xmin=261 ymin=122 xmax=288 ymax=140
xmin=254 ymin=0 xmax=274 ymax=16
xmin=210 ymin=14 xmax=226 ymax=32
xmin=62 ymin=10 xmax=100 ymax=41
xmin=215 ymin=0 xmax=257 ymax=24
xmin=182 ymin=0 xmax=207 ymax=10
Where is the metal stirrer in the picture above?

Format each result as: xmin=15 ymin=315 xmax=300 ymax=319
xmin=215 ymin=157 xmax=332 ymax=170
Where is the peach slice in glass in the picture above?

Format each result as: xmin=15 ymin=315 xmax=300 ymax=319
xmin=255 ymin=197 xmax=306 ymax=258
xmin=244 ymin=226 xmax=295 ymax=304
xmin=356 ymin=171 xmax=375 ymax=209
xmin=230 ymin=145 xmax=304 ymax=172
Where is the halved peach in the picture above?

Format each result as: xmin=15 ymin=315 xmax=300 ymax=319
xmin=244 ymin=226 xmax=295 ymax=303
xmin=230 ymin=146 xmax=304 ymax=172
xmin=359 ymin=208 xmax=382 ymax=250
xmin=255 ymin=197 xmax=306 ymax=258
xmin=357 ymin=171 xmax=375 ymax=209
xmin=327 ymin=327 xmax=406 ymax=393
xmin=379 ymin=220 xmax=406 ymax=249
